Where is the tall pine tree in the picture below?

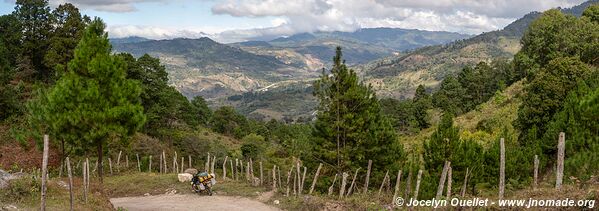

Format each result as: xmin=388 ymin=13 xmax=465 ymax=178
xmin=313 ymin=47 xmax=402 ymax=175
xmin=28 ymin=18 xmax=145 ymax=183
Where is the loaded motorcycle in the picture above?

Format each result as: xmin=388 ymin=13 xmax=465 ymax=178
xmin=191 ymin=171 xmax=216 ymax=196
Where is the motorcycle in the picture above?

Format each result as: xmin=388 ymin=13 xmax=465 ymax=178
xmin=191 ymin=171 xmax=216 ymax=196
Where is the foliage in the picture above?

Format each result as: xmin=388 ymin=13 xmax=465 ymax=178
xmin=27 ymin=18 xmax=145 ymax=181
xmin=312 ymin=47 xmax=403 ymax=174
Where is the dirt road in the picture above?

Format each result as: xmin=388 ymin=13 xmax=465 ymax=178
xmin=110 ymin=194 xmax=280 ymax=211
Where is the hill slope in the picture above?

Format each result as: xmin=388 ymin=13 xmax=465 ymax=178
xmin=113 ymin=38 xmax=316 ymax=99
xmin=358 ymin=0 xmax=596 ymax=99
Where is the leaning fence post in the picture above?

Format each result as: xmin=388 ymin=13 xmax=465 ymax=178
xmin=309 ymin=163 xmax=323 ymax=195
xmin=393 ymin=170 xmax=402 ymax=204
xmin=347 ymin=167 xmax=361 ymax=196
xmin=328 ymin=173 xmax=338 ymax=196
xmin=461 ymin=167 xmax=469 ymax=197
xmin=364 ymin=160 xmax=372 ymax=193
xmin=436 ymin=161 xmax=450 ymax=199
xmin=556 ymin=132 xmax=565 ymax=189
xmin=66 ymin=157 xmax=74 ymax=211
xmin=446 ymin=166 xmax=452 ymax=199
xmin=378 ymin=170 xmax=389 ymax=196
xmin=40 ymin=135 xmax=49 ymax=211
xmin=414 ymin=169 xmax=423 ymax=200
xmin=499 ymin=138 xmax=505 ymax=199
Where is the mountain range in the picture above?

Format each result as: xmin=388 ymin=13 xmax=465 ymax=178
xmin=110 ymin=0 xmax=596 ymax=121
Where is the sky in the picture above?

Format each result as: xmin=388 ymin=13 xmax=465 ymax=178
xmin=0 ymin=0 xmax=587 ymax=43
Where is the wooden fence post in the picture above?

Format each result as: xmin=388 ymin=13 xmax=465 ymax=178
xmin=328 ymin=173 xmax=338 ymax=196
xmin=278 ymin=166 xmax=282 ymax=189
xmin=339 ymin=172 xmax=349 ymax=199
xmin=309 ymin=163 xmax=323 ymax=195
xmin=347 ymin=168 xmax=361 ymax=196
xmin=404 ymin=169 xmax=412 ymax=199
xmin=108 ymin=157 xmax=113 ymax=175
xmin=136 ymin=154 xmax=141 ymax=172
xmin=117 ymin=151 xmax=122 ymax=172
xmin=295 ymin=161 xmax=301 ymax=195
xmin=246 ymin=161 xmax=251 ymax=182
xmin=499 ymin=138 xmax=505 ymax=199
xmin=364 ymin=160 xmax=372 ymax=193
xmin=126 ymin=155 xmax=129 ymax=169
xmin=378 ymin=170 xmax=389 ymax=196
xmin=83 ymin=159 xmax=87 ymax=203
xmin=301 ymin=167 xmax=307 ymax=195
xmin=40 ymin=135 xmax=49 ymax=211
xmin=188 ymin=155 xmax=192 ymax=169
xmin=223 ymin=156 xmax=228 ymax=179
xmin=286 ymin=168 xmax=293 ymax=196
xmin=393 ymin=170 xmax=402 ymax=203
xmin=293 ymin=170 xmax=298 ymax=196
xmin=163 ymin=151 xmax=167 ymax=173
xmin=460 ymin=168 xmax=469 ymax=197
xmin=414 ymin=169 xmax=423 ymax=200
xmin=556 ymin=132 xmax=565 ymax=189
xmin=159 ymin=153 xmax=163 ymax=173
xmin=272 ymin=165 xmax=277 ymax=191
xmin=436 ymin=161 xmax=450 ymax=199
xmin=534 ymin=155 xmax=539 ymax=190
xmin=181 ymin=156 xmax=185 ymax=173
xmin=148 ymin=155 xmax=152 ymax=173
xmin=66 ymin=157 xmax=74 ymax=211
xmin=173 ymin=152 xmax=177 ymax=174
xmin=259 ymin=161 xmax=263 ymax=185
xmin=446 ymin=166 xmax=452 ymax=199
xmin=230 ymin=159 xmax=234 ymax=181
xmin=205 ymin=153 xmax=210 ymax=172
xmin=211 ymin=156 xmax=216 ymax=177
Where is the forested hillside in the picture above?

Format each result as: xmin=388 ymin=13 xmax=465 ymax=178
xmin=359 ymin=0 xmax=598 ymax=99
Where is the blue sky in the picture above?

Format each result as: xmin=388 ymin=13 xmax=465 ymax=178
xmin=0 ymin=0 xmax=587 ymax=43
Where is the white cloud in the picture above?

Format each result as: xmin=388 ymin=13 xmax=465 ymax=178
xmin=49 ymin=0 xmax=171 ymax=12
xmin=210 ymin=0 xmax=586 ymax=39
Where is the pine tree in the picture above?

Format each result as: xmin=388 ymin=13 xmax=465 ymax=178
xmin=28 ymin=18 xmax=145 ymax=184
xmin=13 ymin=0 xmax=53 ymax=80
xmin=313 ymin=46 xmax=402 ymax=174
xmin=44 ymin=3 xmax=88 ymax=77
xmin=412 ymin=84 xmax=431 ymax=129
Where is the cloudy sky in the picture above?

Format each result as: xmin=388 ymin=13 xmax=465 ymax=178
xmin=0 ymin=0 xmax=587 ymax=43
